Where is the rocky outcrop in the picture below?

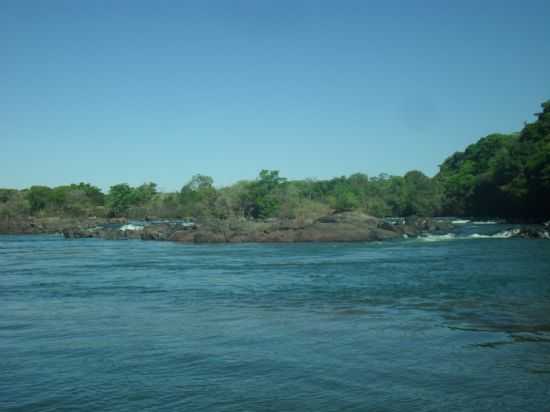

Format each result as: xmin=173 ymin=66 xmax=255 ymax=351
xmin=405 ymin=216 xmax=455 ymax=233
xmin=61 ymin=212 xmax=456 ymax=244
xmin=168 ymin=230 xmax=197 ymax=243
xmin=11 ymin=213 xmax=548 ymax=243
xmin=513 ymin=226 xmax=550 ymax=239
xmin=190 ymin=212 xmax=404 ymax=243
xmin=0 ymin=217 xmax=127 ymax=235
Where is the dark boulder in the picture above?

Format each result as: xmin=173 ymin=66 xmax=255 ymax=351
xmin=62 ymin=228 xmax=96 ymax=239
xmin=193 ymin=231 xmax=226 ymax=243
xmin=515 ymin=226 xmax=550 ymax=239
xmin=169 ymin=230 xmax=196 ymax=243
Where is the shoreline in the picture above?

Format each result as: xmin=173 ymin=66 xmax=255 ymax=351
xmin=2 ymin=213 xmax=548 ymax=243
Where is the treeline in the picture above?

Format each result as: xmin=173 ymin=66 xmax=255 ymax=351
xmin=437 ymin=100 xmax=550 ymax=220
xmin=0 ymin=171 xmax=442 ymax=221
xmin=1 ymin=100 xmax=548 ymax=222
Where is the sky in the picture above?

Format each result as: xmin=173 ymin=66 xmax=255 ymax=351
xmin=1 ymin=0 xmax=549 ymax=191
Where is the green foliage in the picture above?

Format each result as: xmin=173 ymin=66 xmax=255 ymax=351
xmin=179 ymin=175 xmax=218 ymax=217
xmin=106 ymin=184 xmax=134 ymax=217
xmin=133 ymin=183 xmax=157 ymax=204
xmin=243 ymin=170 xmax=287 ymax=219
xmin=22 ymin=183 xmax=105 ymax=217
xmin=402 ymin=171 xmax=442 ymax=216
xmin=328 ymin=186 xmax=360 ymax=212
xmin=105 ymin=182 xmax=158 ymax=217
xmin=27 ymin=186 xmax=54 ymax=214
xmin=436 ymin=100 xmax=550 ymax=219
xmin=0 ymin=189 xmax=18 ymax=203
xmin=0 ymin=190 xmax=30 ymax=219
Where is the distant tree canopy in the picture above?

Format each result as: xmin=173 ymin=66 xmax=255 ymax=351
xmin=179 ymin=175 xmax=217 ymax=217
xmin=243 ymin=170 xmax=287 ymax=219
xmin=24 ymin=183 xmax=105 ymax=216
xmin=106 ymin=183 xmax=157 ymax=217
xmin=1 ymin=100 xmax=548 ymax=221
xmin=436 ymin=100 xmax=550 ymax=219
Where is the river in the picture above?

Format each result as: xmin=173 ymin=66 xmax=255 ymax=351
xmin=1 ymin=223 xmax=550 ymax=411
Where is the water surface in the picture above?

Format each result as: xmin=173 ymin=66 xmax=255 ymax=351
xmin=1 ymin=227 xmax=550 ymax=411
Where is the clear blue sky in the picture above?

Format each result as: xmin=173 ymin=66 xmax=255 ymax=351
xmin=2 ymin=0 xmax=549 ymax=191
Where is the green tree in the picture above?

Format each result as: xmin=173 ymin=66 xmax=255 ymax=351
xmin=179 ymin=175 xmax=218 ymax=217
xmin=402 ymin=170 xmax=441 ymax=216
xmin=0 ymin=189 xmax=18 ymax=204
xmin=106 ymin=184 xmax=135 ymax=217
xmin=0 ymin=190 xmax=30 ymax=219
xmin=27 ymin=186 xmax=54 ymax=214
xmin=328 ymin=186 xmax=360 ymax=212
xmin=244 ymin=170 xmax=287 ymax=219
xmin=436 ymin=100 xmax=550 ymax=219
xmin=134 ymin=182 xmax=158 ymax=204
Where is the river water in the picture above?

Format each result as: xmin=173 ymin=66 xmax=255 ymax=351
xmin=1 ymin=223 xmax=550 ymax=411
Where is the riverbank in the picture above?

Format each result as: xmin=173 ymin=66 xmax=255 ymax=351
xmin=0 ymin=217 xmax=127 ymax=235
xmin=3 ymin=213 xmax=548 ymax=243
xmin=63 ymin=212 xmax=455 ymax=243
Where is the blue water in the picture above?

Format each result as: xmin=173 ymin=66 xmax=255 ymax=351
xmin=2 ymin=227 xmax=550 ymax=411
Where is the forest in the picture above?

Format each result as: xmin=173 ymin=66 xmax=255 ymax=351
xmin=1 ymin=101 xmax=549 ymax=222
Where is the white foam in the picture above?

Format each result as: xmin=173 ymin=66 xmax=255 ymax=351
xmin=491 ymin=228 xmax=521 ymax=238
xmin=472 ymin=221 xmax=498 ymax=225
xmin=419 ymin=228 xmax=523 ymax=242
xmin=468 ymin=233 xmax=493 ymax=239
xmin=120 ymin=224 xmax=144 ymax=231
xmin=452 ymin=219 xmax=470 ymax=224
xmin=468 ymin=228 xmax=520 ymax=239
xmin=420 ymin=233 xmax=457 ymax=242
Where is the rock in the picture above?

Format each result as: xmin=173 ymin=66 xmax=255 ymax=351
xmin=393 ymin=217 xmax=454 ymax=237
xmin=377 ymin=221 xmax=397 ymax=232
xmin=101 ymin=229 xmax=128 ymax=240
xmin=60 ymin=212 xmax=418 ymax=243
xmin=516 ymin=226 xmax=550 ymax=239
xmin=168 ymin=230 xmax=195 ymax=243
xmin=50 ymin=214 xmax=550 ymax=243
xmin=62 ymin=228 xmax=95 ymax=238
xmin=53 ymin=213 xmax=463 ymax=244
xmin=2 ymin=217 xmax=128 ymax=235
xmin=193 ymin=231 xmax=226 ymax=243
xmin=372 ymin=228 xmax=402 ymax=241
xmin=254 ymin=230 xmax=298 ymax=242
xmin=316 ymin=211 xmax=380 ymax=226
xmin=140 ymin=224 xmax=172 ymax=241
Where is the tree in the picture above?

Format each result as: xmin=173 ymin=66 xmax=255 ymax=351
xmin=244 ymin=170 xmax=287 ymax=219
xmin=0 ymin=190 xmax=30 ymax=220
xmin=134 ymin=182 xmax=157 ymax=204
xmin=0 ymin=189 xmax=17 ymax=204
xmin=27 ymin=186 xmax=54 ymax=214
xmin=435 ymin=100 xmax=550 ymax=219
xmin=106 ymin=184 xmax=134 ymax=217
xmin=328 ymin=186 xmax=360 ymax=212
xmin=179 ymin=175 xmax=218 ymax=217
xmin=401 ymin=170 xmax=441 ymax=216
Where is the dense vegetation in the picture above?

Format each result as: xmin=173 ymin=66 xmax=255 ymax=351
xmin=437 ymin=100 xmax=550 ymax=220
xmin=1 ymin=101 xmax=548 ymax=222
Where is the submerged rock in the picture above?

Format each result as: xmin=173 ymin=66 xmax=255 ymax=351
xmin=475 ymin=226 xmax=550 ymax=240
xmin=515 ymin=226 xmax=550 ymax=239
xmin=62 ymin=228 xmax=97 ymax=239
